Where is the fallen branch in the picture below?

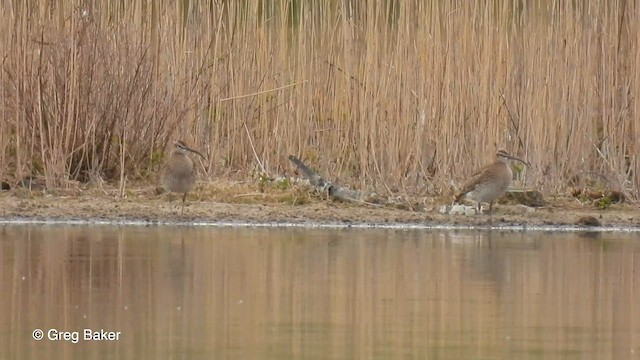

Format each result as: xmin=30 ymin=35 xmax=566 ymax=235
xmin=288 ymin=155 xmax=362 ymax=202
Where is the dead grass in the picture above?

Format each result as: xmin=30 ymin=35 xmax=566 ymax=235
xmin=1 ymin=1 xmax=639 ymax=199
xmin=195 ymin=180 xmax=317 ymax=206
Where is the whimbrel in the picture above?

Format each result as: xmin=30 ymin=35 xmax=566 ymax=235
xmin=161 ymin=140 xmax=206 ymax=214
xmin=455 ymin=148 xmax=529 ymax=221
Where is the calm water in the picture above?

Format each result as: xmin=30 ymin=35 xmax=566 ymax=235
xmin=0 ymin=225 xmax=639 ymax=359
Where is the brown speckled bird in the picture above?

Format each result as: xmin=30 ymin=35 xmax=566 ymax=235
xmin=455 ymin=148 xmax=529 ymax=220
xmin=161 ymin=140 xmax=206 ymax=214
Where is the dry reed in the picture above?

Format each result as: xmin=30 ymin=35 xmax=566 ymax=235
xmin=1 ymin=0 xmax=638 ymax=198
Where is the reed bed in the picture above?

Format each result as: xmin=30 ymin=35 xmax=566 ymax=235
xmin=1 ymin=0 xmax=638 ymax=198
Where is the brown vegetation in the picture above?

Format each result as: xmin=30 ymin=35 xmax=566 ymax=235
xmin=1 ymin=1 xmax=638 ymax=200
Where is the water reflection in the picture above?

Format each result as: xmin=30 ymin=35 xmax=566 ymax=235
xmin=0 ymin=226 xmax=638 ymax=359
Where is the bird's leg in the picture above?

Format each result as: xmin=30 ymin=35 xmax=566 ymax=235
xmin=488 ymin=201 xmax=494 ymax=223
xmin=476 ymin=202 xmax=482 ymax=215
xmin=181 ymin=192 xmax=187 ymax=215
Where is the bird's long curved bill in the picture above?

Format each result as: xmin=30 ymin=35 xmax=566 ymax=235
xmin=186 ymin=148 xmax=206 ymax=160
xmin=506 ymin=154 xmax=530 ymax=166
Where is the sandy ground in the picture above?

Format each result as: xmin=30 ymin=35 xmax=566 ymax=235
xmin=0 ymin=181 xmax=638 ymax=229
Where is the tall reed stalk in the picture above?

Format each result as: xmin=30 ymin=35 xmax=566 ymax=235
xmin=1 ymin=0 xmax=638 ymax=197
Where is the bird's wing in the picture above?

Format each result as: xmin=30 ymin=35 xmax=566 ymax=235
xmin=455 ymin=163 xmax=493 ymax=200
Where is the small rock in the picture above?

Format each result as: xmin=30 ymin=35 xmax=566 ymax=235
xmin=503 ymin=189 xmax=548 ymax=207
xmin=442 ymin=204 xmax=477 ymax=216
xmin=577 ymin=216 xmax=601 ymax=227
xmin=605 ymin=190 xmax=625 ymax=203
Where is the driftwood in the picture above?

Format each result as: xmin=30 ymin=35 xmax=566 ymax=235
xmin=288 ymin=155 xmax=362 ymax=202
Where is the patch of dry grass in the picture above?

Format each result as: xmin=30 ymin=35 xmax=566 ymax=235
xmin=195 ymin=180 xmax=317 ymax=206
xmin=1 ymin=1 xmax=638 ymax=199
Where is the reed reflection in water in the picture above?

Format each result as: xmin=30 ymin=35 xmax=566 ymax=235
xmin=0 ymin=225 xmax=638 ymax=359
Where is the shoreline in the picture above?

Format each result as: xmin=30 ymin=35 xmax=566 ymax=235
xmin=1 ymin=183 xmax=638 ymax=232
xmin=1 ymin=217 xmax=639 ymax=233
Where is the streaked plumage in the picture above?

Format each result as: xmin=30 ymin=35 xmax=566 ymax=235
xmin=161 ymin=140 xmax=205 ymax=214
xmin=455 ymin=148 xmax=529 ymax=220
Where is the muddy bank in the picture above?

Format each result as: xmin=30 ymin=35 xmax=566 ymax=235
xmin=0 ymin=182 xmax=638 ymax=230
